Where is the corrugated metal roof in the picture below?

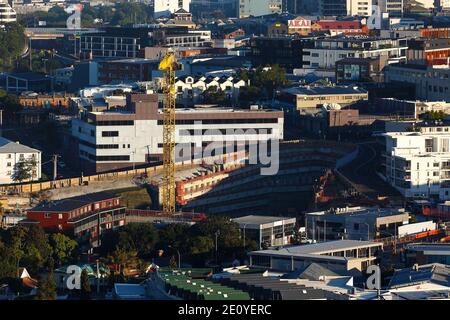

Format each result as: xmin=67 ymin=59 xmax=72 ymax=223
xmin=0 ymin=137 xmax=41 ymax=154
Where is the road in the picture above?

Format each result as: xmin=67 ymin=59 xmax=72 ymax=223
xmin=339 ymin=141 xmax=401 ymax=200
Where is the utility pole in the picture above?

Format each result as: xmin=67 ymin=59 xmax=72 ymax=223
xmin=0 ymin=109 xmax=3 ymax=137
xmin=29 ymin=38 xmax=32 ymax=71
xmin=52 ymin=154 xmax=58 ymax=180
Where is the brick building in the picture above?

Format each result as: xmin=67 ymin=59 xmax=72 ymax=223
xmin=25 ymin=192 xmax=126 ymax=246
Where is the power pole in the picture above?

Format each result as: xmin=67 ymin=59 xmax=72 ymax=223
xmin=29 ymin=38 xmax=32 ymax=71
xmin=52 ymin=154 xmax=58 ymax=180
xmin=0 ymin=109 xmax=3 ymax=137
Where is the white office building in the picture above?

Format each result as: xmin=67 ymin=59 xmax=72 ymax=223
xmin=154 ymin=0 xmax=191 ymax=18
xmin=384 ymin=124 xmax=450 ymax=200
xmin=0 ymin=137 xmax=41 ymax=185
xmin=0 ymin=0 xmax=16 ymax=24
xmin=71 ymin=93 xmax=284 ymax=173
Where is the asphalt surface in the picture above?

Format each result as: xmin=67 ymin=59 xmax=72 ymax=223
xmin=339 ymin=141 xmax=401 ymax=200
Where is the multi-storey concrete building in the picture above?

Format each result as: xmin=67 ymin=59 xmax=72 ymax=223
xmin=280 ymin=85 xmax=368 ymax=110
xmin=70 ymin=93 xmax=284 ymax=173
xmin=384 ymin=123 xmax=450 ymax=200
xmin=378 ymin=0 xmax=404 ymax=16
xmin=249 ymin=240 xmax=383 ymax=272
xmin=305 ymin=206 xmax=410 ymax=241
xmin=320 ymin=0 xmax=373 ymax=16
xmin=231 ymin=215 xmax=297 ymax=249
xmin=238 ymin=0 xmax=282 ymax=18
xmin=0 ymin=137 xmax=41 ymax=184
xmin=384 ymin=64 xmax=450 ymax=102
xmin=0 ymin=0 xmax=16 ymax=24
xmin=407 ymin=38 xmax=450 ymax=66
xmin=303 ymin=37 xmax=408 ymax=71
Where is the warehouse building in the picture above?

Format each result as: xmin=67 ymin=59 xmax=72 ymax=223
xmin=305 ymin=206 xmax=410 ymax=241
xmin=249 ymin=240 xmax=383 ymax=272
xmin=231 ymin=215 xmax=297 ymax=249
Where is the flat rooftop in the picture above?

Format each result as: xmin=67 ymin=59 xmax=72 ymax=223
xmin=283 ymin=86 xmax=368 ymax=96
xmin=28 ymin=191 xmax=120 ymax=213
xmin=251 ymin=240 xmax=382 ymax=258
xmin=232 ymin=215 xmax=296 ymax=225
xmin=406 ymin=243 xmax=450 ymax=253
xmin=306 ymin=206 xmax=408 ymax=219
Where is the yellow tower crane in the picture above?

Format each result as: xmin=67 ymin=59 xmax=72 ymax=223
xmin=159 ymin=51 xmax=182 ymax=214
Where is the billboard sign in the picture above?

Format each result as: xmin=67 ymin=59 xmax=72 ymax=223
xmin=288 ymin=18 xmax=311 ymax=29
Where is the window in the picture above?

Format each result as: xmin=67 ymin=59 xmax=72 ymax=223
xmin=44 ymin=213 xmax=51 ymax=219
xmin=58 ymin=214 xmax=63 ymax=219
xmin=102 ymin=131 xmax=119 ymax=137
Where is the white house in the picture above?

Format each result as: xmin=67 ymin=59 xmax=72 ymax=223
xmin=174 ymin=75 xmax=247 ymax=106
xmin=0 ymin=137 xmax=41 ymax=184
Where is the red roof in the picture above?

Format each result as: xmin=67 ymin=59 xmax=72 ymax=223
xmin=317 ymin=21 xmax=362 ymax=30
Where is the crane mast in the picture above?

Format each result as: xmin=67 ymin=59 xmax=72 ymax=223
xmin=159 ymin=51 xmax=180 ymax=214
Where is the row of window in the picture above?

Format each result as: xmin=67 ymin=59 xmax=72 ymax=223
xmin=157 ymin=118 xmax=279 ymax=125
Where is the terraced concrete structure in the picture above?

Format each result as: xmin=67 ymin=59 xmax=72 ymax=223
xmin=182 ymin=140 xmax=358 ymax=216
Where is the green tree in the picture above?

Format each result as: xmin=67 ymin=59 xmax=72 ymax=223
xmin=201 ymin=86 xmax=230 ymax=106
xmin=11 ymin=161 xmax=32 ymax=184
xmin=0 ymin=22 xmax=25 ymax=71
xmin=111 ymin=3 xmax=154 ymax=26
xmin=424 ymin=110 xmax=448 ymax=120
xmin=237 ymin=65 xmax=290 ymax=101
xmin=116 ymin=223 xmax=159 ymax=258
xmin=22 ymin=225 xmax=52 ymax=274
xmin=169 ymin=255 xmax=178 ymax=269
xmin=49 ymin=233 xmax=77 ymax=267
xmin=80 ymin=269 xmax=91 ymax=300
xmin=187 ymin=216 xmax=242 ymax=263
xmin=157 ymin=223 xmax=190 ymax=250
xmin=35 ymin=269 xmax=57 ymax=300
xmin=239 ymin=86 xmax=262 ymax=106
xmin=0 ymin=92 xmax=22 ymax=121
xmin=187 ymin=236 xmax=214 ymax=255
